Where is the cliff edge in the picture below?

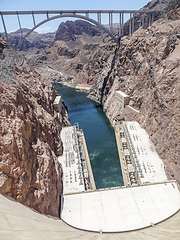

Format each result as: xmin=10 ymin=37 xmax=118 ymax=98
xmin=89 ymin=4 xmax=180 ymax=183
xmin=0 ymin=38 xmax=70 ymax=217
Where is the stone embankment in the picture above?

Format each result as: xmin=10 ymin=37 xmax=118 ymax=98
xmin=89 ymin=5 xmax=180 ymax=183
xmin=0 ymin=41 xmax=70 ymax=217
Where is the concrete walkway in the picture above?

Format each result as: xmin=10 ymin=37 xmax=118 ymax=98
xmin=1 ymin=193 xmax=180 ymax=240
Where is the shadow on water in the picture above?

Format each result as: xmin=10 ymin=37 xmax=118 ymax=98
xmin=68 ymin=104 xmax=102 ymax=114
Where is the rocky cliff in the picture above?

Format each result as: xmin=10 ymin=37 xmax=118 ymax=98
xmin=54 ymin=20 xmax=103 ymax=42
xmin=25 ymin=20 xmax=104 ymax=86
xmin=0 ymin=38 xmax=70 ymax=217
xmin=89 ymin=4 xmax=180 ymax=183
xmin=0 ymin=28 xmax=56 ymax=52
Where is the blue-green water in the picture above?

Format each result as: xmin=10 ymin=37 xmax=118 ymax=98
xmin=53 ymin=83 xmax=123 ymax=189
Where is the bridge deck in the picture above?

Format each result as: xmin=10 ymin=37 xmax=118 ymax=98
xmin=0 ymin=10 xmax=163 ymax=15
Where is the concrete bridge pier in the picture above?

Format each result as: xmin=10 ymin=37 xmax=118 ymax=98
xmin=119 ymin=12 xmax=124 ymax=37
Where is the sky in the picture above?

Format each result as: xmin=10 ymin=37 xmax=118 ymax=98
xmin=0 ymin=0 xmax=151 ymax=33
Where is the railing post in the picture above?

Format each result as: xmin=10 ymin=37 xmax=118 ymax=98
xmin=109 ymin=12 xmax=111 ymax=31
xmin=111 ymin=12 xmax=113 ymax=30
xmin=139 ymin=15 xmax=141 ymax=28
xmin=109 ymin=12 xmax=113 ymax=31
xmin=149 ymin=13 xmax=151 ymax=27
xmin=17 ymin=13 xmax=23 ymax=37
xmin=97 ymin=12 xmax=101 ymax=24
xmin=129 ymin=13 xmax=132 ymax=34
xmin=142 ymin=12 xmax=145 ymax=28
xmin=132 ymin=12 xmax=135 ymax=34
xmin=86 ymin=11 xmax=89 ymax=18
xmin=32 ymin=12 xmax=36 ymax=27
xmin=1 ymin=14 xmax=9 ymax=43
xmin=122 ymin=12 xmax=124 ymax=36
xmin=119 ymin=12 xmax=122 ymax=37
xmin=152 ymin=12 xmax=154 ymax=24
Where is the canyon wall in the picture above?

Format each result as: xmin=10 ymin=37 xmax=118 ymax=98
xmin=0 ymin=28 xmax=56 ymax=52
xmin=0 ymin=39 xmax=70 ymax=217
xmin=26 ymin=20 xmax=104 ymax=86
xmin=89 ymin=6 xmax=180 ymax=183
xmin=1 ymin=3 xmax=180 ymax=213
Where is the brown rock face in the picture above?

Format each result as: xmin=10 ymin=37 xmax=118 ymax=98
xmin=167 ymin=4 xmax=180 ymax=20
xmin=25 ymin=20 xmax=104 ymax=87
xmin=89 ymin=12 xmax=180 ymax=183
xmin=0 ymin=35 xmax=6 ymax=53
xmin=0 ymin=45 xmax=70 ymax=217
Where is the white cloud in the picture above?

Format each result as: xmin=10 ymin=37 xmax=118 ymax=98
xmin=36 ymin=26 xmax=52 ymax=33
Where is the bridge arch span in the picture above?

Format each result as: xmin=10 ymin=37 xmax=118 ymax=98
xmin=15 ymin=14 xmax=119 ymax=50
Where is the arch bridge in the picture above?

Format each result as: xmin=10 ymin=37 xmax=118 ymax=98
xmin=0 ymin=10 xmax=162 ymax=49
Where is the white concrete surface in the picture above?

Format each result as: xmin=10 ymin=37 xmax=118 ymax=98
xmin=58 ymin=126 xmax=85 ymax=194
xmin=1 ymin=193 xmax=180 ymax=239
xmin=53 ymin=95 xmax=62 ymax=112
xmin=59 ymin=122 xmax=180 ymax=233
xmin=115 ymin=90 xmax=130 ymax=107
xmin=123 ymin=121 xmax=167 ymax=184
xmin=61 ymin=182 xmax=180 ymax=232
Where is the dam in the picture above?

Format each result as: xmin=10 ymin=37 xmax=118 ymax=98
xmin=58 ymin=120 xmax=180 ymax=232
xmin=53 ymin=88 xmax=180 ymax=233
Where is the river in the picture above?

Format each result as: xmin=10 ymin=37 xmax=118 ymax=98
xmin=53 ymin=83 xmax=123 ymax=189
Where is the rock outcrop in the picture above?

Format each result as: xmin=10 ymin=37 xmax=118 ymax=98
xmin=0 ymin=35 xmax=6 ymax=53
xmin=54 ymin=20 xmax=103 ymax=42
xmin=0 ymin=28 xmax=56 ymax=52
xmin=89 ymin=6 xmax=180 ymax=183
xmin=0 ymin=41 xmax=70 ymax=217
xmin=137 ymin=0 xmax=180 ymax=28
xmin=25 ymin=20 xmax=104 ymax=86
